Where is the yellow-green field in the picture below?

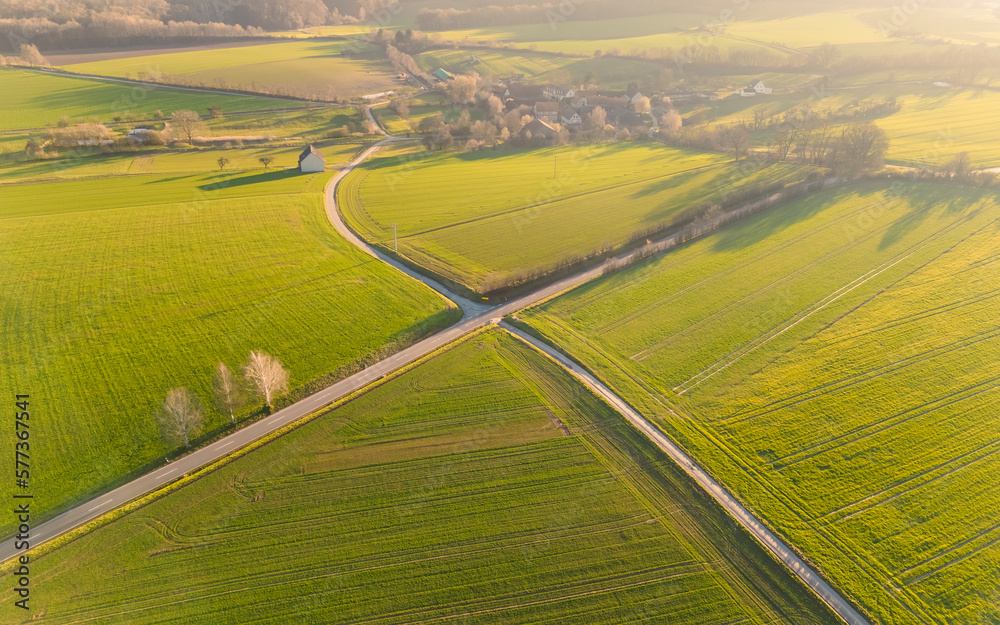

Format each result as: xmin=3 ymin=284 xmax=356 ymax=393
xmin=0 ymin=155 xmax=452 ymax=535
xmin=415 ymin=47 xmax=663 ymax=89
xmin=0 ymin=68 xmax=293 ymax=131
xmin=340 ymin=142 xmax=816 ymax=292
xmin=60 ymin=39 xmax=405 ymax=99
xmin=2 ymin=331 xmax=840 ymax=624
xmin=522 ymin=182 xmax=1000 ymax=624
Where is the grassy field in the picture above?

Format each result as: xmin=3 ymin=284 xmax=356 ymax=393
xmin=339 ymin=142 xmax=816 ymax=291
xmin=521 ymin=181 xmax=1000 ymax=624
xmin=2 ymin=331 xmax=840 ymax=624
xmin=60 ymin=39 xmax=406 ymax=100
xmin=415 ymin=47 xmax=663 ymax=89
xmin=685 ymin=82 xmax=1000 ymax=168
xmin=726 ymin=11 xmax=887 ymax=49
xmin=0 ymin=158 xmax=452 ymax=535
xmin=0 ymin=68 xmax=294 ymax=132
xmin=0 ymin=143 xmax=366 ymax=184
xmin=420 ymin=12 xmax=796 ymax=58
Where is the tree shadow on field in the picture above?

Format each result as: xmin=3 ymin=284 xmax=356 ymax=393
xmin=878 ymin=183 xmax=991 ymax=250
xmin=630 ymin=169 xmax=707 ymax=199
xmin=196 ymin=168 xmax=306 ymax=190
xmin=709 ymin=186 xmax=858 ymax=252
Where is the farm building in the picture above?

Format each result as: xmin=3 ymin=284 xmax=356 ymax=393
xmin=559 ymin=105 xmax=583 ymax=125
xmin=624 ymin=82 xmax=645 ymax=106
xmin=503 ymin=83 xmax=545 ymax=104
xmin=544 ymin=84 xmax=576 ymax=101
xmin=534 ymin=101 xmax=560 ymax=123
xmin=520 ymin=118 xmax=558 ymax=144
xmin=433 ymin=68 xmax=455 ymax=82
xmin=298 ymin=145 xmax=326 ymax=173
xmin=739 ymin=80 xmax=772 ymax=97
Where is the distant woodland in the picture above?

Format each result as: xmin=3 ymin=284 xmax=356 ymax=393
xmin=0 ymin=0 xmax=399 ymax=50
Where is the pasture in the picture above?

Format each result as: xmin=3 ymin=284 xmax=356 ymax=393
xmin=522 ymin=181 xmax=1000 ymax=624
xmin=415 ymin=47 xmax=664 ymax=89
xmin=3 ymin=331 xmax=839 ymax=624
xmin=60 ymin=39 xmax=406 ymax=100
xmin=0 ymin=143 xmax=366 ymax=184
xmin=685 ymin=83 xmax=1000 ymax=168
xmin=0 ymin=161 xmax=451 ymax=535
xmin=420 ymin=12 xmax=795 ymax=58
xmin=0 ymin=68 xmax=292 ymax=132
xmin=339 ymin=142 xmax=815 ymax=291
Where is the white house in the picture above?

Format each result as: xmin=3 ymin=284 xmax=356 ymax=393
xmin=624 ymin=83 xmax=645 ymax=106
xmin=559 ymin=104 xmax=582 ymax=126
xmin=739 ymin=80 xmax=773 ymax=97
xmin=298 ymin=145 xmax=326 ymax=173
xmin=543 ymin=84 xmax=575 ymax=101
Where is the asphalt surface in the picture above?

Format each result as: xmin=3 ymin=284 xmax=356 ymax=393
xmin=2 ymin=115 xmax=871 ymax=625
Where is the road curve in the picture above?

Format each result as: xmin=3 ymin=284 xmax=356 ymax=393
xmin=2 ymin=116 xmax=871 ymax=625
xmin=0 ymin=164 xmax=602 ymax=564
xmin=501 ymin=322 xmax=870 ymax=625
xmin=323 ymin=136 xmax=492 ymax=318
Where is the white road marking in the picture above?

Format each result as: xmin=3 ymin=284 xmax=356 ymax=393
xmin=218 ymin=441 xmax=234 ymax=450
xmin=88 ymin=499 xmax=113 ymax=512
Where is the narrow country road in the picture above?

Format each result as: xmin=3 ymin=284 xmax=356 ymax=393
xmin=1 ymin=112 xmax=871 ymax=625
xmin=500 ymin=322 xmax=870 ymax=625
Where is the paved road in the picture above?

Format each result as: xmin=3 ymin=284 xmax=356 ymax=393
xmin=0 ymin=205 xmax=600 ymax=565
xmin=500 ymin=323 xmax=870 ymax=625
xmin=1 ymin=113 xmax=871 ymax=625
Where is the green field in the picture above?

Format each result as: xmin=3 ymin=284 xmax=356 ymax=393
xmin=420 ymin=12 xmax=795 ymax=58
xmin=60 ymin=39 xmax=405 ymax=100
xmin=685 ymin=82 xmax=1000 ymax=168
xmin=0 ymin=159 xmax=452 ymax=534
xmin=415 ymin=47 xmax=663 ymax=89
xmin=339 ymin=142 xmax=815 ymax=291
xmin=0 ymin=68 xmax=294 ymax=132
xmin=0 ymin=143 xmax=366 ymax=184
xmin=2 ymin=331 xmax=839 ymax=624
xmin=521 ymin=181 xmax=1000 ymax=624
xmin=726 ymin=11 xmax=887 ymax=49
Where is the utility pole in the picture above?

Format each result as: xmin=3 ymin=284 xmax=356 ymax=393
xmin=391 ymin=224 xmax=397 ymax=254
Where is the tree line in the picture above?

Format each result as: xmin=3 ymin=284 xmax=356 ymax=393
xmin=155 ymin=350 xmax=289 ymax=450
xmin=0 ymin=0 xmax=399 ymax=51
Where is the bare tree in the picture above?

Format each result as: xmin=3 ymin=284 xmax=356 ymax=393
xmin=243 ymin=350 xmax=290 ymax=412
xmin=18 ymin=44 xmax=48 ymax=67
xmin=217 ymin=156 xmax=230 ymax=171
xmin=169 ymin=110 xmax=204 ymax=143
xmin=156 ymin=388 xmax=204 ymax=448
xmin=772 ymin=129 xmax=796 ymax=161
xmin=471 ymin=120 xmax=498 ymax=146
xmin=945 ymin=151 xmax=973 ymax=181
xmin=584 ymin=106 xmax=607 ymax=143
xmin=259 ymin=155 xmax=274 ymax=171
xmin=212 ymin=363 xmax=244 ymax=424
xmin=660 ymin=109 xmax=682 ymax=136
xmin=388 ymin=99 xmax=409 ymax=119
xmin=721 ymin=123 xmax=751 ymax=160
xmin=812 ymin=42 xmax=841 ymax=69
xmin=836 ymin=122 xmax=889 ymax=173
xmin=445 ymin=73 xmax=478 ymax=105
xmin=484 ymin=94 xmax=503 ymax=122
xmin=634 ymin=96 xmax=651 ymax=115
